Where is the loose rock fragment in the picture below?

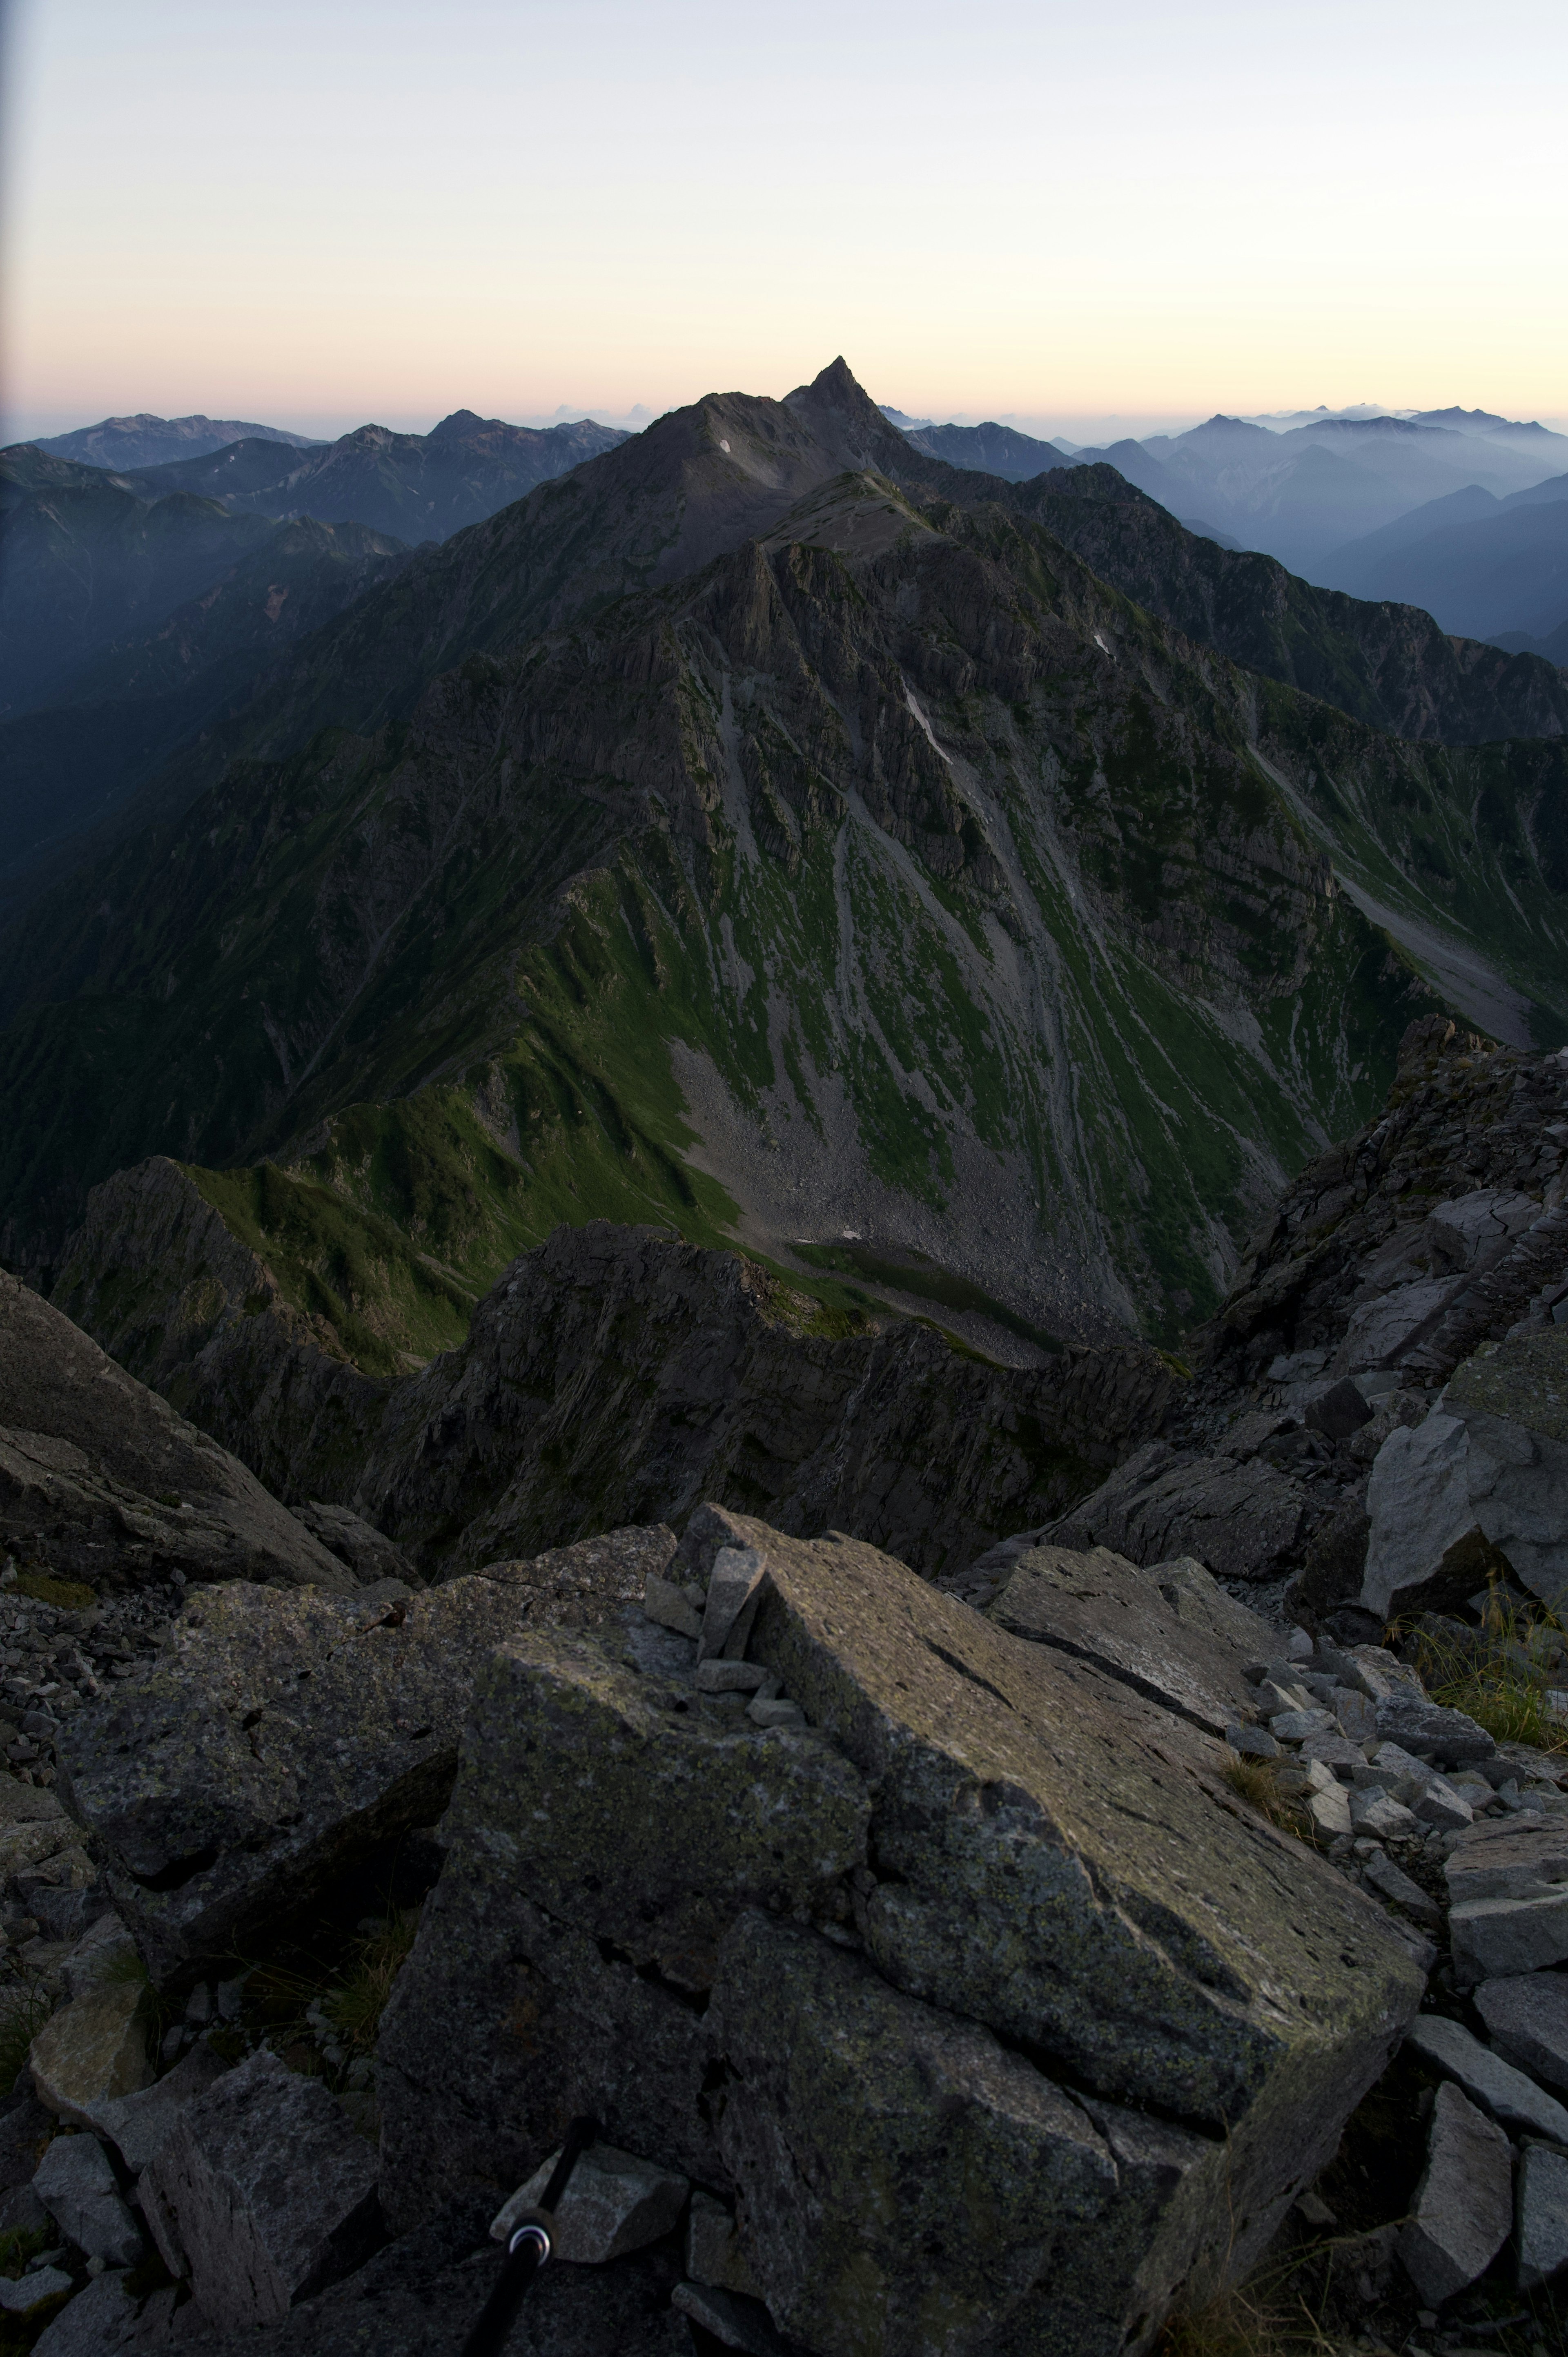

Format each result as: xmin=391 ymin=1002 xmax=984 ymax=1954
xmin=642 ymin=1574 xmax=703 ymax=1641
xmin=32 ymin=2131 xmax=140 ymax=2266
xmin=1404 ymin=2012 xmax=1568 ymax=2141
xmin=29 ymin=2268 xmax=139 ymax=2354
xmin=490 ymin=2142 xmax=689 ymax=2262
xmin=698 ymin=1546 xmax=768 ymax=1661
xmin=1515 ymin=2136 xmax=1568 ymax=2291
xmin=1398 ymin=2081 xmax=1513 ymax=2303
xmin=0 ymin=2266 xmax=72 ymax=2315
xmin=686 ymin=2188 xmax=763 ymax=2299
xmin=89 ymin=2043 xmax=227 ymax=2173
xmin=1473 ymin=1971 xmax=1568 ymax=2095
xmin=30 ymin=1984 xmax=152 ymax=2126
xmin=1451 ymin=1891 xmax=1568 ymax=1984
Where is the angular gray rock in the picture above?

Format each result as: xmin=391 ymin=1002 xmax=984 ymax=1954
xmin=0 ymin=1282 xmax=352 ymax=1594
xmin=1372 ymin=1686 xmax=1494 ymax=1766
xmin=984 ymin=1543 xmax=1271 ymax=1735
xmin=0 ymin=2265 xmax=74 ymax=2315
xmin=58 ymin=1541 xmax=661 ymax=1980
xmin=1036 ymin=1443 xmax=1310 ymax=1584
xmin=90 ymin=2044 xmax=228 ymax=2173
xmin=1515 ymin=2136 xmax=1568 ymax=2292
xmin=29 ymin=2269 xmax=140 ymax=2355
xmin=141 ymin=2050 xmax=380 ymax=2329
xmin=1446 ymin=1817 xmax=1568 ymax=1982
xmin=491 ymin=2143 xmax=688 ymax=2263
xmin=686 ymin=2188 xmax=763 ymax=2300
xmin=1452 ymin=1892 xmax=1568 ymax=1984
xmin=290 ymin=1502 xmax=418 ymax=1588
xmin=1403 ymin=2012 xmax=1568 ymax=2141
xmin=1398 ymin=2081 xmax=1514 ymax=2303
xmin=1473 ymin=1971 xmax=1568 ymax=2096
xmin=379 ymin=1509 xmax=1422 ymax=2357
xmin=1363 ymin=1329 xmax=1568 ymax=1619
xmin=32 ymin=2129 xmax=142 ymax=2264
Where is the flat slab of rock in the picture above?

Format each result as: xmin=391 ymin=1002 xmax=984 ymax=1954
xmin=1398 ymin=2081 xmax=1513 ymax=2303
xmin=985 ymin=1543 xmax=1270 ymax=1735
xmin=1473 ymin=1971 xmax=1568 ymax=2096
xmin=1405 ymin=2011 xmax=1568 ymax=2141
xmin=0 ymin=1284 xmax=351 ymax=1594
xmin=1036 ymin=1443 xmax=1309 ymax=1584
xmin=381 ymin=1507 xmax=1421 ymax=2357
xmin=1452 ymin=1891 xmax=1568 ymax=1984
xmin=29 ymin=2268 xmax=140 ymax=2354
xmin=30 ymin=1982 xmax=153 ymax=2125
xmin=1446 ymin=1816 xmax=1568 ymax=1906
xmin=143 ymin=2049 xmax=380 ymax=2329
xmin=57 ymin=1575 xmax=542 ymax=1980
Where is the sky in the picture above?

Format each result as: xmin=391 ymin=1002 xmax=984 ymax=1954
xmin=3 ymin=0 xmax=1566 ymax=446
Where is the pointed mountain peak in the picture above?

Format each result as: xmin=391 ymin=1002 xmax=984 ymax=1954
xmin=783 ymin=358 xmax=913 ymax=476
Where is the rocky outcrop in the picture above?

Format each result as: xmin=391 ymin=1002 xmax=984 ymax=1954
xmin=56 ymin=1525 xmax=673 ymax=1981
xmin=377 ymin=1507 xmax=1421 ymax=2355
xmin=0 ymin=1281 xmax=353 ymax=1594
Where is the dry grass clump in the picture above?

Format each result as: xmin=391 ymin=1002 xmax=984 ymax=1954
xmin=1155 ymin=2268 xmax=1347 ymax=2357
xmin=322 ymin=1908 xmax=420 ymax=2056
xmin=1407 ymin=1589 xmax=1568 ymax=1755
xmin=1221 ymin=1753 xmax=1313 ymax=1840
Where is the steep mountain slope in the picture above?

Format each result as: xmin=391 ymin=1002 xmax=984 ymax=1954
xmin=0 ymin=449 xmax=276 ymax=712
xmin=5 ymin=366 xmax=1565 ymax=1389
xmin=1492 ymin=619 xmax=1568 ymax=667
xmin=999 ymin=468 xmax=1568 ymax=745
xmin=1317 ymin=481 xmax=1568 ymax=640
xmin=32 ymin=412 xmax=319 ymax=468
xmin=0 ymin=516 xmax=415 ymax=895
xmin=122 ymin=410 xmax=630 ymax=542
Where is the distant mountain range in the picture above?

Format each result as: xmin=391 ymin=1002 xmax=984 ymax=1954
xmin=112 ymin=408 xmax=629 ymax=543
xmin=1315 ymin=472 xmax=1568 ymax=642
xmin=1 ymin=361 xmax=1565 ymax=1387
xmin=31 ymin=413 xmax=321 ymax=468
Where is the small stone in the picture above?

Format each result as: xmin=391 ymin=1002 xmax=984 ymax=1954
xmin=697 ymin=1547 xmax=768 ymax=1663
xmin=58 ymin=1913 xmax=138 ymax=2003
xmin=1272 ymin=1709 xmax=1338 ymax=1742
xmin=29 ymin=1984 xmax=153 ymax=2126
xmin=0 ymin=2265 xmax=72 ymax=2313
xmin=672 ymin=2280 xmax=789 ymax=2355
xmin=1287 ymin=1628 xmax=1315 ymax=1660
xmin=1295 ymin=2189 xmax=1337 ymax=2227
xmin=1404 ymin=2013 xmax=1568 ymax=2142
xmin=29 ymin=2268 xmax=138 ymax=2354
xmin=1225 ymin=1724 xmax=1279 ymax=1760
xmin=1473 ymin=1972 xmax=1568 ymax=2096
xmin=747 ymin=1697 xmax=805 ymax=1730
xmin=1333 ymin=1689 xmax=1379 ymax=1744
xmin=1350 ymin=1791 xmax=1419 ymax=1840
xmin=642 ymin=1575 xmax=703 ymax=1642
xmin=32 ymin=2132 xmax=141 ymax=2266
xmin=1397 ymin=2082 xmax=1512 ymax=2303
xmin=695 ymin=1662 xmax=768 ymax=1694
xmin=686 ymin=2188 xmax=764 ymax=2299
xmin=1410 ymin=1775 xmax=1473 ymax=1831
xmin=490 ymin=2141 xmax=689 ymax=2263
xmin=1256 ymin=1679 xmax=1316 ymax=1718
xmin=1450 ymin=1891 xmax=1568 ymax=1984
xmin=1515 ymin=2137 xmax=1568 ymax=2292
xmin=183 ymin=1985 xmax=213 ymax=2027
xmin=1300 ymin=1733 xmax=1366 ymax=1777
xmin=1308 ymin=1783 xmax=1352 ymax=1838
xmin=1360 ymin=1851 xmax=1442 ymax=1928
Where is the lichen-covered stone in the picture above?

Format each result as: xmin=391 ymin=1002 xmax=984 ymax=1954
xmin=734 ymin=1518 xmax=1419 ymax=2130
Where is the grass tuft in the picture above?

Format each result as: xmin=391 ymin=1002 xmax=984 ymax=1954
xmin=1406 ymin=1589 xmax=1568 ymax=1755
xmin=0 ymin=1982 xmax=53 ymax=2094
xmin=323 ymin=1908 xmax=420 ymax=2055
xmin=11 ymin=1572 xmax=95 ymax=1612
xmin=1222 ymin=1753 xmax=1313 ymax=1840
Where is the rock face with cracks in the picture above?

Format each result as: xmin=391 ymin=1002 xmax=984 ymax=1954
xmin=56 ymin=1527 xmax=674 ymax=1981
xmin=377 ymin=1509 xmax=1422 ymax=2357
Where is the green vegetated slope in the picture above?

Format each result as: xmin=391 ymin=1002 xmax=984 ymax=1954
xmin=4 ymin=365 xmax=1567 ymax=1365
xmin=0 ymin=469 xmax=1466 ymax=1353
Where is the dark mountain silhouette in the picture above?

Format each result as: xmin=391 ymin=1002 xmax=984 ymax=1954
xmin=32 ymin=413 xmax=320 ymax=468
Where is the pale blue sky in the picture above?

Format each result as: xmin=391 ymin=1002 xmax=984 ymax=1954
xmin=4 ymin=0 xmax=1565 ymax=441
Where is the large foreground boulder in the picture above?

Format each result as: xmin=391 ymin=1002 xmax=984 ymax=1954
xmin=0 ymin=1282 xmax=352 ymax=1593
xmin=378 ymin=1509 xmax=1422 ymax=2357
xmin=1362 ymin=1327 xmax=1568 ymax=1617
xmin=56 ymin=1525 xmax=676 ymax=1980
